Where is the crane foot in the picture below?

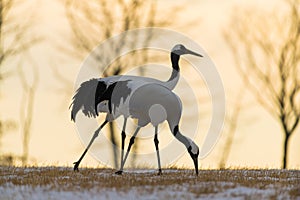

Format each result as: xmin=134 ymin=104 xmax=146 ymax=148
xmin=73 ymin=161 xmax=80 ymax=171
xmin=157 ymin=170 xmax=162 ymax=176
xmin=115 ymin=170 xmax=123 ymax=175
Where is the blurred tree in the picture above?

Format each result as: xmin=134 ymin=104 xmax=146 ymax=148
xmin=225 ymin=0 xmax=300 ymax=168
xmin=218 ymin=88 xmax=245 ymax=169
xmin=0 ymin=0 xmax=40 ymax=165
xmin=0 ymin=0 xmax=39 ymax=75
xmin=0 ymin=119 xmax=16 ymax=161
xmin=17 ymin=53 xmax=39 ymax=165
xmin=61 ymin=0 xmax=172 ymax=168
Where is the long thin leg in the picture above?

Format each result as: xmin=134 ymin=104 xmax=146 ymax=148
xmin=120 ymin=117 xmax=127 ymax=168
xmin=73 ymin=120 xmax=108 ymax=171
xmin=154 ymin=126 xmax=162 ymax=175
xmin=115 ymin=126 xmax=141 ymax=175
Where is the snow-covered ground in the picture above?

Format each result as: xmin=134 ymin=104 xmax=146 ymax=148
xmin=0 ymin=167 xmax=299 ymax=200
xmin=0 ymin=183 xmax=295 ymax=200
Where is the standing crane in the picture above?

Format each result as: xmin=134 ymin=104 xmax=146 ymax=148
xmin=70 ymin=44 xmax=202 ymax=172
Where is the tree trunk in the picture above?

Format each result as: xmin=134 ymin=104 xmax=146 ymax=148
xmin=282 ymin=133 xmax=290 ymax=169
xmin=21 ymin=87 xmax=35 ymax=165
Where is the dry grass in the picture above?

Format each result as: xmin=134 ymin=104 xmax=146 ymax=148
xmin=0 ymin=166 xmax=300 ymax=198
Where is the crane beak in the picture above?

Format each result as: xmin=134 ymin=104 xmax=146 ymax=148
xmin=188 ymin=147 xmax=199 ymax=176
xmin=192 ymin=156 xmax=199 ymax=176
xmin=186 ymin=49 xmax=203 ymax=57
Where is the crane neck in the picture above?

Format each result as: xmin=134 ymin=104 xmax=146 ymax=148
xmin=171 ymin=52 xmax=180 ymax=71
xmin=164 ymin=52 xmax=180 ymax=90
xmin=173 ymin=125 xmax=191 ymax=149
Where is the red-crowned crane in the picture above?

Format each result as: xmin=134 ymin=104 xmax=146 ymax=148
xmin=70 ymin=44 xmax=202 ymax=173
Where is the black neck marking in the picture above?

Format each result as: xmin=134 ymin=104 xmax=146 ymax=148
xmin=172 ymin=125 xmax=190 ymax=149
xmin=171 ymin=52 xmax=180 ymax=71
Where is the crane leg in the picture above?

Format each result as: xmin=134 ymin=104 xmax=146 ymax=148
xmin=116 ymin=117 xmax=127 ymax=174
xmin=154 ymin=126 xmax=162 ymax=175
xmin=73 ymin=120 xmax=108 ymax=171
xmin=115 ymin=126 xmax=141 ymax=175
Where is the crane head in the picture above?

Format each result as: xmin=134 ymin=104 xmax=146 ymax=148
xmin=171 ymin=44 xmax=203 ymax=57
xmin=187 ymin=141 xmax=199 ymax=176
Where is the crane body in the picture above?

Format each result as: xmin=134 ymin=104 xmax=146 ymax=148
xmin=70 ymin=44 xmax=202 ymax=174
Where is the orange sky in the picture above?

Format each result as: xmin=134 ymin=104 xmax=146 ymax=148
xmin=1 ymin=0 xmax=299 ymax=169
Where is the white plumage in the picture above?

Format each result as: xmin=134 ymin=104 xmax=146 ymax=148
xmin=70 ymin=44 xmax=202 ymax=175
